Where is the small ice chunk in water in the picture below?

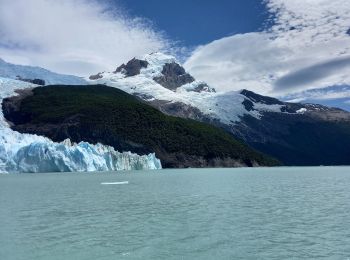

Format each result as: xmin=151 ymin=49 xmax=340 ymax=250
xmin=101 ymin=181 xmax=129 ymax=185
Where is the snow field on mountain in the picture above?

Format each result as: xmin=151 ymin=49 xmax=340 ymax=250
xmin=90 ymin=53 xmax=285 ymax=125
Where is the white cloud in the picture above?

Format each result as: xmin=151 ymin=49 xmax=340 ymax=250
xmin=282 ymin=85 xmax=350 ymax=103
xmin=0 ymin=0 xmax=169 ymax=76
xmin=184 ymin=0 xmax=350 ymax=96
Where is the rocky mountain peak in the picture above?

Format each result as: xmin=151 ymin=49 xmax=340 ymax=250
xmin=115 ymin=58 xmax=149 ymax=77
xmin=89 ymin=52 xmax=215 ymax=93
xmin=153 ymin=62 xmax=195 ymax=91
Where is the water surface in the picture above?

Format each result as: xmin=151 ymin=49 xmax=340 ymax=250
xmin=1 ymin=167 xmax=350 ymax=259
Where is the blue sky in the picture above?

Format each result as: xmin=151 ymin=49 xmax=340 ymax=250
xmin=115 ymin=0 xmax=270 ymax=46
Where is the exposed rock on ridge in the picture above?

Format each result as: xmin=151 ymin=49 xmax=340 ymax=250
xmin=153 ymin=62 xmax=195 ymax=90
xmin=115 ymin=58 xmax=149 ymax=77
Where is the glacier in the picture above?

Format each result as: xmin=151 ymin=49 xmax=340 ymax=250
xmin=0 ymin=77 xmax=162 ymax=173
xmin=0 ymin=58 xmax=86 ymax=85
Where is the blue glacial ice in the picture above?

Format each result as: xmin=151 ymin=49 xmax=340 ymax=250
xmin=0 ymin=77 xmax=162 ymax=173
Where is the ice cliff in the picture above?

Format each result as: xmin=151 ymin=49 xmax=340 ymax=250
xmin=0 ymin=77 xmax=162 ymax=173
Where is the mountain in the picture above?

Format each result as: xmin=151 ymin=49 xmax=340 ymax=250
xmin=88 ymin=53 xmax=280 ymax=124
xmin=0 ymin=58 xmax=86 ymax=85
xmin=3 ymin=84 xmax=278 ymax=168
xmin=234 ymin=90 xmax=350 ymax=165
xmin=280 ymin=85 xmax=350 ymax=112
xmin=89 ymin=52 xmax=350 ymax=166
xmin=0 ymin=77 xmax=161 ymax=173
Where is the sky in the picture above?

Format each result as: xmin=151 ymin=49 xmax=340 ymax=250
xmin=1 ymin=0 xmax=350 ymax=108
xmin=114 ymin=0 xmax=270 ymax=47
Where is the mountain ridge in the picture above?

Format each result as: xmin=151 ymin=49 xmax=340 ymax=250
xmin=88 ymin=52 xmax=350 ymax=166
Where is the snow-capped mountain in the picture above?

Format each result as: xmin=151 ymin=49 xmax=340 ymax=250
xmin=0 ymin=58 xmax=86 ymax=85
xmin=88 ymin=52 xmax=349 ymax=125
xmin=0 ymin=77 xmax=161 ymax=173
xmin=89 ymin=52 xmax=350 ymax=166
xmin=88 ymin=52 xmax=285 ymax=124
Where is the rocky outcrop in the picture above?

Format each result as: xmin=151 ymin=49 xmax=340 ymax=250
xmin=153 ymin=62 xmax=195 ymax=90
xmin=241 ymin=89 xmax=284 ymax=105
xmin=89 ymin=72 xmax=103 ymax=80
xmin=115 ymin=58 xmax=149 ymax=77
xmin=191 ymin=83 xmax=216 ymax=93
xmin=16 ymin=76 xmax=45 ymax=85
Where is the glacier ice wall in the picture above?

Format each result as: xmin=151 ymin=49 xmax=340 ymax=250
xmin=0 ymin=77 xmax=162 ymax=173
xmin=3 ymin=137 xmax=161 ymax=173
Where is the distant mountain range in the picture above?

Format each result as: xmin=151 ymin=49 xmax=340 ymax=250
xmin=1 ymin=54 xmax=350 ymax=172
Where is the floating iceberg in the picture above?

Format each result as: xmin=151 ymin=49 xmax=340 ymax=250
xmin=0 ymin=77 xmax=162 ymax=173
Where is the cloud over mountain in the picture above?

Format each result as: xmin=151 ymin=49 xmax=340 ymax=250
xmin=184 ymin=0 xmax=350 ymax=96
xmin=0 ymin=0 xmax=169 ymax=76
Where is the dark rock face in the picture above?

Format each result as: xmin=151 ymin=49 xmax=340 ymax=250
xmin=241 ymin=89 xmax=283 ymax=105
xmin=31 ymin=79 xmax=46 ymax=85
xmin=242 ymin=99 xmax=254 ymax=111
xmin=115 ymin=58 xmax=149 ymax=77
xmin=147 ymin=100 xmax=210 ymax=122
xmin=153 ymin=62 xmax=195 ymax=90
xmin=16 ymin=76 xmax=45 ymax=85
xmin=2 ymin=88 xmax=34 ymax=125
xmin=241 ymin=89 xmax=306 ymax=113
xmin=89 ymin=72 xmax=103 ymax=80
xmin=143 ymin=99 xmax=228 ymax=136
xmin=192 ymin=83 xmax=216 ymax=93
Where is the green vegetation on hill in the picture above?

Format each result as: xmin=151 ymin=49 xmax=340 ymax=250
xmin=6 ymin=85 xmax=279 ymax=167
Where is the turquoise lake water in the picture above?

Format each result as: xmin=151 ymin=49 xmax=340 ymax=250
xmin=1 ymin=167 xmax=350 ymax=259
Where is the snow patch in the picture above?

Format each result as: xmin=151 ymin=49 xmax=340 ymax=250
xmin=253 ymin=103 xmax=284 ymax=113
xmin=176 ymin=81 xmax=215 ymax=93
xmin=296 ymin=108 xmax=307 ymax=114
